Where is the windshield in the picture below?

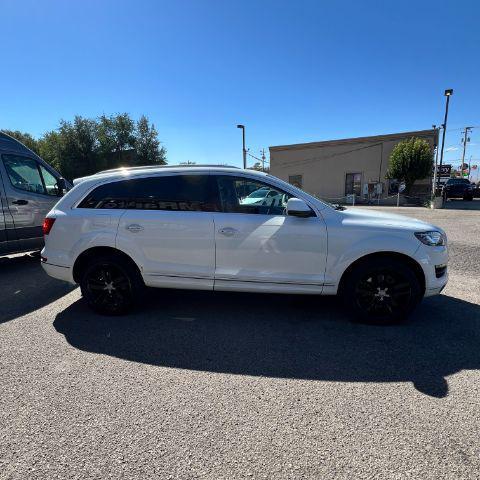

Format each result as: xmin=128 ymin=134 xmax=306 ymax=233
xmin=264 ymin=174 xmax=336 ymax=211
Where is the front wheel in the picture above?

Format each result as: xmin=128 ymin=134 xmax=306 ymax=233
xmin=342 ymin=257 xmax=422 ymax=324
xmin=80 ymin=255 xmax=143 ymax=315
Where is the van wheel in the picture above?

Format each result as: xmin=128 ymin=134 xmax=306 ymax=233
xmin=343 ymin=257 xmax=422 ymax=324
xmin=80 ymin=255 xmax=143 ymax=315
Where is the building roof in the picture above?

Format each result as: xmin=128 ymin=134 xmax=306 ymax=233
xmin=269 ymin=129 xmax=437 ymax=152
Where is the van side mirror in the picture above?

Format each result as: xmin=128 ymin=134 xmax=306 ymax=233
xmin=286 ymin=198 xmax=313 ymax=218
xmin=57 ymin=177 xmax=67 ymax=196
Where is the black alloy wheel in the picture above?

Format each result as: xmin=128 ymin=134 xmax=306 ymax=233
xmin=354 ymin=269 xmax=411 ymax=318
xmin=344 ymin=257 xmax=421 ymax=324
xmin=80 ymin=256 xmax=140 ymax=315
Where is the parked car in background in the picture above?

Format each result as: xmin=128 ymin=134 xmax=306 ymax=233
xmin=0 ymin=132 xmax=69 ymax=256
xmin=41 ymin=165 xmax=448 ymax=324
xmin=473 ymin=182 xmax=480 ymax=198
xmin=442 ymin=178 xmax=474 ymax=200
xmin=239 ymin=187 xmax=287 ymax=208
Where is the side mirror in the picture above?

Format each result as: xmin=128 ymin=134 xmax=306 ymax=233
xmin=286 ymin=198 xmax=313 ymax=218
xmin=57 ymin=177 xmax=67 ymax=196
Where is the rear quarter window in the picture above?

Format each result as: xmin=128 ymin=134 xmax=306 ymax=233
xmin=77 ymin=175 xmax=220 ymax=212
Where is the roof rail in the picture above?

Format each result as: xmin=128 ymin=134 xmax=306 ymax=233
xmin=98 ymin=164 xmax=240 ymax=174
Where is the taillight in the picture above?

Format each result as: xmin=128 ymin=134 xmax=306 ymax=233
xmin=42 ymin=217 xmax=56 ymax=235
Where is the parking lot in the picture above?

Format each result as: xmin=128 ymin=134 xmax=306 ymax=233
xmin=1 ymin=202 xmax=479 ymax=479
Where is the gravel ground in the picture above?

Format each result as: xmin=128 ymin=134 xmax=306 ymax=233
xmin=1 ymin=202 xmax=479 ymax=479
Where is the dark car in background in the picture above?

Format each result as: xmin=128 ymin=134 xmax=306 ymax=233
xmin=443 ymin=178 xmax=474 ymax=201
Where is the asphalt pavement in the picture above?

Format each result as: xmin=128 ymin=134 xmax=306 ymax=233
xmin=1 ymin=204 xmax=479 ymax=479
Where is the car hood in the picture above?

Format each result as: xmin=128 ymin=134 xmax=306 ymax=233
xmin=338 ymin=208 xmax=439 ymax=232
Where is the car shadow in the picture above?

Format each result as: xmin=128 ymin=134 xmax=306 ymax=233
xmin=0 ymin=254 xmax=75 ymax=324
xmin=53 ymin=289 xmax=480 ymax=398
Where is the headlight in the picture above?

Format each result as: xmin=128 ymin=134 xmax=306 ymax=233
xmin=415 ymin=231 xmax=446 ymax=246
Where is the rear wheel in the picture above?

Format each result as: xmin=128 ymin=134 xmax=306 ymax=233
xmin=343 ymin=257 xmax=422 ymax=324
xmin=80 ymin=255 xmax=143 ymax=315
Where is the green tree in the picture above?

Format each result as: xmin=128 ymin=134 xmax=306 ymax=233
xmin=136 ymin=115 xmax=167 ymax=165
xmin=37 ymin=130 xmax=63 ymax=172
xmin=249 ymin=161 xmax=270 ymax=173
xmin=55 ymin=116 xmax=99 ymax=179
xmin=98 ymin=113 xmax=136 ymax=168
xmin=1 ymin=130 xmax=40 ymax=154
xmin=386 ymin=137 xmax=433 ymax=194
xmin=3 ymin=112 xmax=167 ymax=180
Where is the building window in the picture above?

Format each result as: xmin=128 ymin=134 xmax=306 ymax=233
xmin=345 ymin=173 xmax=362 ymax=196
xmin=288 ymin=175 xmax=303 ymax=189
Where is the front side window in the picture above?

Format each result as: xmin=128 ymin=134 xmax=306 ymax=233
xmin=38 ymin=164 xmax=60 ymax=196
xmin=2 ymin=154 xmax=45 ymax=195
xmin=78 ymin=175 xmax=220 ymax=211
xmin=215 ymin=176 xmax=292 ymax=215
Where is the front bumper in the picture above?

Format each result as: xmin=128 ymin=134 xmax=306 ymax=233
xmin=413 ymin=243 xmax=449 ymax=297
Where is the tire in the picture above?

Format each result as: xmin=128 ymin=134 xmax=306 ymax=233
xmin=80 ymin=254 xmax=144 ymax=315
xmin=342 ymin=257 xmax=422 ymax=325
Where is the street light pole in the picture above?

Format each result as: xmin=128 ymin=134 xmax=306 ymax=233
xmin=236 ymin=124 xmax=246 ymax=169
xmin=432 ymin=124 xmax=439 ymax=199
xmin=438 ymin=89 xmax=453 ymax=189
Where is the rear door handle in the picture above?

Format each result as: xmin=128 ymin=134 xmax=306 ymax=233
xmin=218 ymin=227 xmax=237 ymax=237
xmin=12 ymin=199 xmax=28 ymax=205
xmin=126 ymin=224 xmax=144 ymax=233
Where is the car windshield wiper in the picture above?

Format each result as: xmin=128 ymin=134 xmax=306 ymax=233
xmin=332 ymin=204 xmax=346 ymax=211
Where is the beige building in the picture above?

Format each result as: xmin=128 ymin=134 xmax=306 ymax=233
xmin=270 ymin=129 xmax=437 ymax=202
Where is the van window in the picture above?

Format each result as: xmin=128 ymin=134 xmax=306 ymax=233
xmin=2 ymin=154 xmax=45 ymax=195
xmin=38 ymin=164 xmax=60 ymax=196
xmin=77 ymin=175 xmax=220 ymax=211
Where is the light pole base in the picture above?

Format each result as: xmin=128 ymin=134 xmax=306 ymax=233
xmin=430 ymin=196 xmax=444 ymax=209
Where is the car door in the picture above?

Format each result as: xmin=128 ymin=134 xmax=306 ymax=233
xmin=0 ymin=176 xmax=17 ymax=254
xmin=115 ymin=173 xmax=218 ymax=290
xmin=0 ymin=154 xmax=61 ymax=251
xmin=212 ymin=174 xmax=328 ymax=293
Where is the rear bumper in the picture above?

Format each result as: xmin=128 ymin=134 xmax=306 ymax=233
xmin=41 ymin=261 xmax=75 ymax=283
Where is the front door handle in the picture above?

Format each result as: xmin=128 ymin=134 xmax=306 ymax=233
xmin=218 ymin=227 xmax=237 ymax=237
xmin=126 ymin=224 xmax=144 ymax=233
xmin=12 ymin=199 xmax=28 ymax=205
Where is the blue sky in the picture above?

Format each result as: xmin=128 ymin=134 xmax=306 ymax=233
xmin=1 ymin=0 xmax=479 ymax=181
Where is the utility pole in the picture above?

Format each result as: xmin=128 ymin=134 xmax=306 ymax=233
xmin=438 ymin=89 xmax=453 ymax=189
xmin=260 ymin=148 xmax=266 ymax=172
xmin=461 ymin=127 xmax=473 ymax=176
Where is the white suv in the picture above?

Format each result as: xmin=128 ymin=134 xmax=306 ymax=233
xmin=41 ymin=166 xmax=448 ymax=323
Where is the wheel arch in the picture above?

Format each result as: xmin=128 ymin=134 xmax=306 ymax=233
xmin=72 ymin=246 xmax=142 ymax=283
xmin=337 ymin=251 xmax=426 ymax=296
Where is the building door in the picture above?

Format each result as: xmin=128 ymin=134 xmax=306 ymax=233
xmin=345 ymin=173 xmax=362 ymax=196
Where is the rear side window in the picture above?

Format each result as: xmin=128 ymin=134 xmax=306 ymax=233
xmin=77 ymin=175 xmax=220 ymax=211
